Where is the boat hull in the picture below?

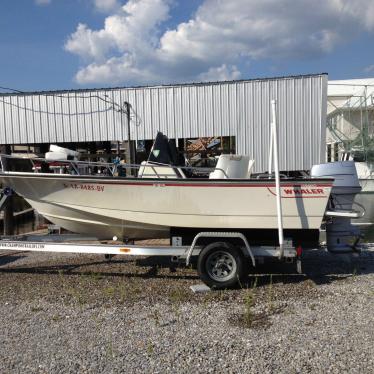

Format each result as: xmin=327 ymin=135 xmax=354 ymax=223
xmin=0 ymin=173 xmax=333 ymax=240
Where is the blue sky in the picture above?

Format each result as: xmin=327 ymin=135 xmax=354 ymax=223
xmin=1 ymin=0 xmax=374 ymax=92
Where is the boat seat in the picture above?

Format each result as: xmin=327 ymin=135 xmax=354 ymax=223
xmin=45 ymin=152 xmax=68 ymax=161
xmin=138 ymin=161 xmax=186 ymax=179
xmin=209 ymin=155 xmax=254 ymax=179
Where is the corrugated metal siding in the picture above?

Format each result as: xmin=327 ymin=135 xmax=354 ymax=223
xmin=0 ymin=74 xmax=327 ymax=171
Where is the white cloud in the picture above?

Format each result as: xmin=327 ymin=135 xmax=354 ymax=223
xmin=364 ymin=64 xmax=374 ymax=73
xmin=65 ymin=0 xmax=374 ymax=85
xmin=66 ymin=0 xmax=169 ymax=61
xmin=198 ymin=65 xmax=241 ymax=82
xmin=35 ymin=0 xmax=51 ymax=5
xmin=93 ymin=0 xmax=121 ymax=13
xmin=65 ymin=23 xmax=116 ymax=62
xmin=75 ymin=55 xmax=157 ymax=84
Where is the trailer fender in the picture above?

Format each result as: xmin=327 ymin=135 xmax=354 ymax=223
xmin=185 ymin=231 xmax=255 ymax=267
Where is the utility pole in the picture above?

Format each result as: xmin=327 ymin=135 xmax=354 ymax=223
xmin=123 ymin=101 xmax=136 ymax=174
xmin=124 ymin=102 xmax=132 ymax=165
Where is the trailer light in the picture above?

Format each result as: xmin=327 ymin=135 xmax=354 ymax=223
xmin=296 ymin=246 xmax=302 ymax=257
xmin=120 ymin=248 xmax=131 ymax=253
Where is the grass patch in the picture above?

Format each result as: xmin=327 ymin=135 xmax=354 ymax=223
xmin=229 ymin=277 xmax=275 ymax=329
xmin=169 ymin=287 xmax=190 ymax=304
xmin=149 ymin=308 xmax=162 ymax=327
xmin=309 ymin=303 xmax=318 ymax=311
xmin=267 ymin=274 xmax=274 ymax=312
xmin=85 ymin=271 xmax=104 ymax=282
xmin=103 ymin=286 xmax=116 ymax=298
xmin=146 ymin=341 xmax=155 ymax=356
xmin=106 ymin=339 xmax=116 ymax=359
xmin=51 ymin=314 xmax=63 ymax=322
xmin=242 ymin=287 xmax=256 ymax=327
xmin=30 ymin=306 xmax=44 ymax=313
xmin=171 ymin=303 xmax=182 ymax=322
xmin=66 ymin=285 xmax=87 ymax=306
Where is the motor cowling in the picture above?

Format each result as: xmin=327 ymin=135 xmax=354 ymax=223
xmin=311 ymin=161 xmax=362 ymax=253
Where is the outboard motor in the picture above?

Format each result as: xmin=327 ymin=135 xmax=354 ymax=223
xmin=311 ymin=161 xmax=363 ymax=253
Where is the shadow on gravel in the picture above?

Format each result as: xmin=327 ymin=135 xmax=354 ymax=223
xmin=0 ymin=257 xmax=198 ymax=281
xmin=0 ymin=249 xmax=373 ymax=287
xmin=241 ymin=249 xmax=374 ymax=289
xmin=0 ymin=252 xmax=27 ymax=266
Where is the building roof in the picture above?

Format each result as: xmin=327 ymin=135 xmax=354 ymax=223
xmin=328 ymin=78 xmax=374 ymax=97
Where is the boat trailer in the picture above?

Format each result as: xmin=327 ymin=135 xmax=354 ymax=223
xmin=0 ymin=231 xmax=301 ymax=289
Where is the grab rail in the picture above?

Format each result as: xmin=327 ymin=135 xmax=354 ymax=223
xmin=0 ymin=154 xmax=118 ymax=176
xmin=0 ymin=154 xmax=230 ymax=179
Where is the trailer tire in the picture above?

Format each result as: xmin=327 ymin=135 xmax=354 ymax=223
xmin=197 ymin=242 xmax=244 ymax=289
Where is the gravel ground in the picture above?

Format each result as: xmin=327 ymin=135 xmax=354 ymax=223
xmin=0 ymin=245 xmax=374 ymax=373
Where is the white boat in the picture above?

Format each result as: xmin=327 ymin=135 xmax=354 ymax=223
xmin=0 ymin=164 xmax=334 ymax=243
xmin=0 ymin=101 xmax=362 ymax=252
xmin=0 ymin=154 xmax=364 ymax=289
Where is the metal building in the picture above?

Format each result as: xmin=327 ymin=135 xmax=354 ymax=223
xmin=0 ymin=73 xmax=327 ymax=172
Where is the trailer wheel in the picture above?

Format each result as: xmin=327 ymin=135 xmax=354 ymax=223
xmin=197 ymin=242 xmax=244 ymax=289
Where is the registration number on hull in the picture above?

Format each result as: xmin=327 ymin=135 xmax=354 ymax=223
xmin=63 ymin=183 xmax=105 ymax=192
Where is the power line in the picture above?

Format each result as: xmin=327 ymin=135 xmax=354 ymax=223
xmin=0 ymin=98 xmax=113 ymax=117
xmin=0 ymin=86 xmax=24 ymax=93
xmin=0 ymin=85 xmax=142 ymax=125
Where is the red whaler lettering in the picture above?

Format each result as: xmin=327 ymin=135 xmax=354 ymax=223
xmin=284 ymin=189 xmax=294 ymax=195
xmin=283 ymin=187 xmax=325 ymax=196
